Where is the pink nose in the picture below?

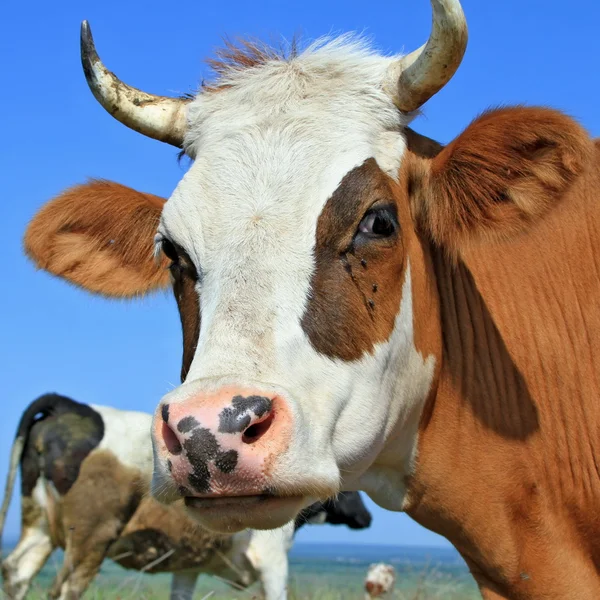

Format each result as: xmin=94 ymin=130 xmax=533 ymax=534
xmin=154 ymin=387 xmax=290 ymax=497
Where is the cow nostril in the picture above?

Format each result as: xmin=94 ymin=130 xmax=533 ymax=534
xmin=242 ymin=412 xmax=274 ymax=444
xmin=162 ymin=422 xmax=182 ymax=455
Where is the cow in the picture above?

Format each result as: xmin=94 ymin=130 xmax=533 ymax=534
xmin=21 ymin=0 xmax=600 ymax=596
xmin=364 ymin=563 xmax=396 ymax=599
xmin=0 ymin=394 xmax=372 ymax=600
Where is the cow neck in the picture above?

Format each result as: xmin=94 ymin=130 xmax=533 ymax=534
xmin=405 ymin=159 xmax=600 ymax=590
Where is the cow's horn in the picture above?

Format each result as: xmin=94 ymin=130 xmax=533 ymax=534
xmin=80 ymin=21 xmax=190 ymax=148
xmin=383 ymin=0 xmax=468 ymax=112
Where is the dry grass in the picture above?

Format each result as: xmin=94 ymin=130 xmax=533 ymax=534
xmin=2 ymin=568 xmax=479 ymax=600
xmin=1 ymin=546 xmax=479 ymax=599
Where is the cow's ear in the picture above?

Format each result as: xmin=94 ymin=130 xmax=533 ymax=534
xmin=410 ymin=106 xmax=593 ymax=256
xmin=24 ymin=180 xmax=171 ymax=298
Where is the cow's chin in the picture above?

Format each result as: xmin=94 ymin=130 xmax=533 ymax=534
xmin=183 ymin=495 xmax=307 ymax=533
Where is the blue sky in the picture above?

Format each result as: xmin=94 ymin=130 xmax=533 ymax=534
xmin=1 ymin=0 xmax=598 ymax=548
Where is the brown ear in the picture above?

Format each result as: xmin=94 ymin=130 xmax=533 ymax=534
xmin=24 ymin=180 xmax=171 ymax=298
xmin=411 ymin=106 xmax=594 ymax=255
xmin=404 ymin=127 xmax=444 ymax=159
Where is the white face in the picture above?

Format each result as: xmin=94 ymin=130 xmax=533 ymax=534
xmin=151 ymin=40 xmax=436 ymax=531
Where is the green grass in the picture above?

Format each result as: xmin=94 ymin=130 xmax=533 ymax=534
xmin=3 ymin=545 xmax=481 ymax=599
xmin=12 ymin=558 xmax=480 ymax=599
xmin=20 ymin=578 xmax=477 ymax=600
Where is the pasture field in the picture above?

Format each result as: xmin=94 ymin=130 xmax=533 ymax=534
xmin=3 ymin=544 xmax=481 ymax=599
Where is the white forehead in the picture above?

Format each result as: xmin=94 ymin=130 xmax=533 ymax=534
xmin=160 ymin=38 xmax=412 ymax=256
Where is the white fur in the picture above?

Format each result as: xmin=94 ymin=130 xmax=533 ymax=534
xmin=2 ymin=479 xmax=54 ymax=600
xmin=245 ymin=523 xmax=294 ymax=600
xmin=365 ymin=563 xmax=396 ymax=598
xmin=155 ymin=39 xmax=433 ymax=515
xmin=2 ymin=526 xmax=53 ymax=600
xmin=31 ymin=476 xmax=49 ymax=510
xmin=91 ymin=404 xmax=154 ymax=475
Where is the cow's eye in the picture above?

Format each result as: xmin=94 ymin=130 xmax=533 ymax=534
xmin=160 ymin=238 xmax=199 ymax=281
xmin=161 ymin=239 xmax=179 ymax=264
xmin=356 ymin=206 xmax=398 ymax=239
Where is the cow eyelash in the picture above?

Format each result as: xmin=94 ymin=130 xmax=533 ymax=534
xmin=157 ymin=237 xmax=201 ymax=281
xmin=355 ymin=205 xmax=398 ymax=240
xmin=157 ymin=237 xmax=182 ymax=274
xmin=161 ymin=238 xmax=179 ymax=263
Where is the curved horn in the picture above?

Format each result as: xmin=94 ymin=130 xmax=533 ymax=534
xmin=383 ymin=0 xmax=468 ymax=112
xmin=80 ymin=21 xmax=189 ymax=148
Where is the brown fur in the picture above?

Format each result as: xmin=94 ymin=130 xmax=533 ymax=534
xmin=302 ymin=159 xmax=407 ymax=360
xmin=24 ymin=180 xmax=170 ymax=298
xmin=47 ymin=451 xmax=147 ymax=598
xmin=40 ymin=450 xmax=230 ymax=599
xmin=109 ymin=497 xmax=231 ymax=572
xmin=402 ymin=108 xmax=600 ymax=598
xmin=302 ymin=141 xmax=443 ymax=363
xmin=26 ymin=409 xmax=104 ymax=497
xmin=170 ymin=250 xmax=201 ymax=382
xmin=57 ymin=451 xmax=145 ymax=547
xmin=19 ymin=496 xmax=43 ymax=532
xmin=404 ymin=127 xmax=444 ymax=159
xmin=410 ymin=107 xmax=593 ymax=257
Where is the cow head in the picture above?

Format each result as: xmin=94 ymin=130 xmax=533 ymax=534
xmin=25 ymin=0 xmax=590 ymax=533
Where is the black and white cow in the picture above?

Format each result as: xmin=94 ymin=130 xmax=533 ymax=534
xmin=0 ymin=394 xmax=372 ymax=600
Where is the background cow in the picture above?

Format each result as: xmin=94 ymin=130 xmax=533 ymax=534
xmin=21 ymin=0 xmax=600 ymax=597
xmin=364 ymin=563 xmax=396 ymax=599
xmin=294 ymin=491 xmax=371 ymax=531
xmin=0 ymin=393 xmax=372 ymax=600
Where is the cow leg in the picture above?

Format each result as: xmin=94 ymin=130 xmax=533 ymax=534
xmin=170 ymin=570 xmax=200 ymax=600
xmin=49 ymin=544 xmax=107 ymax=600
xmin=55 ymin=560 xmax=102 ymax=600
xmin=48 ymin=561 xmax=71 ymax=600
xmin=48 ymin=526 xmax=121 ymax=599
xmin=2 ymin=524 xmax=53 ymax=600
xmin=246 ymin=524 xmax=294 ymax=600
xmin=258 ymin=556 xmax=288 ymax=600
xmin=47 ymin=451 xmax=144 ymax=599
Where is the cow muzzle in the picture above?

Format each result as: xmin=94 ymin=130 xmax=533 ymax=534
xmin=152 ymin=384 xmax=307 ymax=532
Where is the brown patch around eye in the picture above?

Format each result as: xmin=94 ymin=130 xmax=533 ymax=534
xmin=169 ymin=248 xmax=200 ymax=382
xmin=301 ymin=159 xmax=407 ymax=361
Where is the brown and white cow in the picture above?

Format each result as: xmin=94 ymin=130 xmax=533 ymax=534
xmin=364 ymin=563 xmax=396 ymax=599
xmin=22 ymin=0 xmax=600 ymax=597
xmin=0 ymin=394 xmax=371 ymax=600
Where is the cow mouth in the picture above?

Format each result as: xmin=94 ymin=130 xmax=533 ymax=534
xmin=185 ymin=493 xmax=278 ymax=508
xmin=183 ymin=493 xmax=306 ymax=532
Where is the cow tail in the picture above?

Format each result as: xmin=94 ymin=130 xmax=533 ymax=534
xmin=0 ymin=436 xmax=25 ymax=549
xmin=0 ymin=393 xmax=62 ymax=549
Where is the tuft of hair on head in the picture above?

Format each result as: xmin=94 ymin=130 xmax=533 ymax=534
xmin=202 ymin=36 xmax=301 ymax=91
